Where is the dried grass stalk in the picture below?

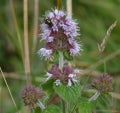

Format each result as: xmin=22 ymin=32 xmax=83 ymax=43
xmin=32 ymin=0 xmax=39 ymax=51
xmin=24 ymin=0 xmax=31 ymax=85
xmin=0 ymin=67 xmax=18 ymax=111
xmin=66 ymin=0 xmax=72 ymax=18
xmin=9 ymin=0 xmax=24 ymax=62
xmin=57 ymin=0 xmax=62 ymax=10
xmin=98 ymin=21 xmax=117 ymax=55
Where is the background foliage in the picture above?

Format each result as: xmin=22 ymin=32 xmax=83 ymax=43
xmin=0 ymin=0 xmax=120 ymax=113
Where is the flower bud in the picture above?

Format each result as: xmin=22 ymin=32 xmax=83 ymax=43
xmin=92 ymin=74 xmax=113 ymax=93
xmin=21 ymin=85 xmax=44 ymax=109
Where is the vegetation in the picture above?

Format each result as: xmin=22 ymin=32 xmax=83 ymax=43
xmin=0 ymin=0 xmax=120 ymax=113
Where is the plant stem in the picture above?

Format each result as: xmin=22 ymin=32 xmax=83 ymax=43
xmin=104 ymin=60 xmax=107 ymax=74
xmin=57 ymin=0 xmax=62 ymax=10
xmin=32 ymin=0 xmax=39 ymax=51
xmin=66 ymin=0 xmax=72 ymax=18
xmin=0 ymin=67 xmax=18 ymax=111
xmin=66 ymin=102 xmax=69 ymax=113
xmin=10 ymin=0 xmax=24 ymax=63
xmin=60 ymin=99 xmax=65 ymax=113
xmin=59 ymin=51 xmax=65 ymax=113
xmin=59 ymin=51 xmax=63 ymax=71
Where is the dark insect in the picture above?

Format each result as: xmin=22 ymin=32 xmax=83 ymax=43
xmin=44 ymin=17 xmax=53 ymax=27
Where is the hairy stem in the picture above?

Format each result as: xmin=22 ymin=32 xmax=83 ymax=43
xmin=59 ymin=51 xmax=63 ymax=71
xmin=59 ymin=51 xmax=65 ymax=112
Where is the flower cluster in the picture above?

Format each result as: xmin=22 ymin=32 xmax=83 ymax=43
xmin=92 ymin=74 xmax=113 ymax=93
xmin=21 ymin=85 xmax=44 ymax=109
xmin=38 ymin=9 xmax=81 ymax=59
xmin=46 ymin=64 xmax=79 ymax=86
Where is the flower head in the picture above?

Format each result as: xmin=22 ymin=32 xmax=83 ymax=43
xmin=21 ymin=85 xmax=44 ymax=109
xmin=47 ymin=64 xmax=78 ymax=86
xmin=39 ymin=9 xmax=81 ymax=59
xmin=92 ymin=74 xmax=113 ymax=93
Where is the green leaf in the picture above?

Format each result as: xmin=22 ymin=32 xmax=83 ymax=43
xmin=53 ymin=51 xmax=59 ymax=62
xmin=78 ymin=98 xmax=96 ymax=113
xmin=41 ymin=79 xmax=54 ymax=95
xmin=34 ymin=107 xmax=42 ymax=113
xmin=42 ymin=105 xmax=61 ymax=113
xmin=54 ymin=83 xmax=81 ymax=107
xmin=63 ymin=51 xmax=73 ymax=61
xmin=97 ymin=94 xmax=112 ymax=113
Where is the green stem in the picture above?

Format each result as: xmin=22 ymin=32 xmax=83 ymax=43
xmin=104 ymin=60 xmax=107 ymax=74
xmin=61 ymin=99 xmax=65 ymax=113
xmin=59 ymin=51 xmax=65 ymax=113
xmin=65 ymin=102 xmax=69 ymax=113
xmin=59 ymin=51 xmax=63 ymax=71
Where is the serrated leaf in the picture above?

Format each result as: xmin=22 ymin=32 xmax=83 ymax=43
xmin=78 ymin=98 xmax=96 ymax=113
xmin=63 ymin=51 xmax=73 ymax=61
xmin=54 ymin=83 xmax=81 ymax=107
xmin=42 ymin=105 xmax=61 ymax=113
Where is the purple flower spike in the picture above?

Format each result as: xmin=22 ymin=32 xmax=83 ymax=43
xmin=39 ymin=9 xmax=82 ymax=59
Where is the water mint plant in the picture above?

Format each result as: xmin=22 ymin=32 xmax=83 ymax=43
xmin=20 ymin=6 xmax=114 ymax=113
xmin=1 ymin=0 xmax=118 ymax=113
xmin=37 ymin=8 xmax=82 ymax=112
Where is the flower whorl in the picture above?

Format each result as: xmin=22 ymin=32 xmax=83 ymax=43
xmin=92 ymin=74 xmax=113 ymax=93
xmin=21 ymin=85 xmax=44 ymax=109
xmin=38 ymin=9 xmax=81 ymax=59
xmin=46 ymin=64 xmax=79 ymax=86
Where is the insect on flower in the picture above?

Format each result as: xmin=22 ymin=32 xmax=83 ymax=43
xmin=44 ymin=17 xmax=53 ymax=27
xmin=38 ymin=9 xmax=82 ymax=59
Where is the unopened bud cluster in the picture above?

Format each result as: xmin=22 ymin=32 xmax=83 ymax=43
xmin=21 ymin=85 xmax=44 ymax=109
xmin=92 ymin=74 xmax=113 ymax=93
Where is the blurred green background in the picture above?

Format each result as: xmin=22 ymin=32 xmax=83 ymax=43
xmin=0 ymin=0 xmax=120 ymax=113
